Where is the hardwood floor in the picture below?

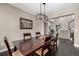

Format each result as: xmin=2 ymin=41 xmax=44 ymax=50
xmin=46 ymin=38 xmax=79 ymax=56
xmin=55 ymin=39 xmax=79 ymax=56
xmin=1 ymin=38 xmax=79 ymax=56
xmin=55 ymin=39 xmax=74 ymax=56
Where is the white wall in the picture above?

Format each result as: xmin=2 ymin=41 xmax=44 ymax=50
xmin=0 ymin=3 xmax=44 ymax=51
xmin=74 ymin=10 xmax=79 ymax=46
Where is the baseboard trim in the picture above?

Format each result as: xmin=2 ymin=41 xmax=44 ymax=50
xmin=0 ymin=46 xmax=14 ymax=53
xmin=74 ymin=44 xmax=79 ymax=48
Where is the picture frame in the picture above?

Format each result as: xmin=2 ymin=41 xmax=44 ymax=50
xmin=20 ymin=18 xmax=33 ymax=29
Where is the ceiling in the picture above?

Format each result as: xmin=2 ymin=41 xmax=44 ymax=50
xmin=9 ymin=3 xmax=79 ymax=16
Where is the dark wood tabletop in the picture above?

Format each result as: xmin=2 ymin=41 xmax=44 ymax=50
xmin=12 ymin=37 xmax=45 ymax=56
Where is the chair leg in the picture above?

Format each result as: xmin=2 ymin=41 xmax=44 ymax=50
xmin=53 ymin=42 xmax=57 ymax=52
xmin=55 ymin=42 xmax=58 ymax=51
xmin=14 ymin=46 xmax=17 ymax=51
xmin=42 ymin=49 xmax=43 ymax=56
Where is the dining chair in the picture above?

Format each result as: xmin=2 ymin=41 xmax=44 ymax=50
xmin=4 ymin=36 xmax=23 ymax=56
xmin=23 ymin=33 xmax=31 ymax=41
xmin=70 ymin=33 xmax=74 ymax=43
xmin=35 ymin=36 xmax=52 ymax=56
xmin=50 ymin=33 xmax=58 ymax=51
xmin=36 ymin=32 xmax=41 ymax=38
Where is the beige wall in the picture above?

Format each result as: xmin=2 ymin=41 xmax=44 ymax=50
xmin=0 ymin=3 xmax=44 ymax=50
xmin=0 ymin=4 xmax=35 ymax=42
xmin=48 ymin=8 xmax=79 ymax=47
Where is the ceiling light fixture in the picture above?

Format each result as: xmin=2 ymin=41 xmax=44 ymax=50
xmin=36 ymin=3 xmax=48 ymax=23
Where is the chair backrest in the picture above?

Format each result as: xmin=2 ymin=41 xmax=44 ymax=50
xmin=42 ymin=36 xmax=52 ymax=55
xmin=36 ymin=32 xmax=41 ymax=38
xmin=44 ymin=36 xmax=52 ymax=43
xmin=4 ymin=36 xmax=12 ymax=56
xmin=23 ymin=33 xmax=31 ymax=40
xmin=54 ymin=33 xmax=58 ymax=42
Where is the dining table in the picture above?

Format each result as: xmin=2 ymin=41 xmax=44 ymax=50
xmin=12 ymin=36 xmax=47 ymax=56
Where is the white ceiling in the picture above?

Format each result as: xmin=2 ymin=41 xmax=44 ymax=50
xmin=9 ymin=3 xmax=79 ymax=16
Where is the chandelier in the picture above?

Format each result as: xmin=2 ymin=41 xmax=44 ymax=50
xmin=36 ymin=3 xmax=48 ymax=22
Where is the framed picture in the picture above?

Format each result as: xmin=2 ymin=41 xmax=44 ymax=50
xmin=20 ymin=18 xmax=33 ymax=29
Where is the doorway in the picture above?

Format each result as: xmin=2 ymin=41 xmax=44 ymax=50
xmin=49 ymin=14 xmax=75 ymax=40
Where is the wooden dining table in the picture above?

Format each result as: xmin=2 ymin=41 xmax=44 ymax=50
xmin=12 ymin=37 xmax=46 ymax=56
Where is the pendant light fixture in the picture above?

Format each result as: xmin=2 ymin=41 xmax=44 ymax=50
xmin=36 ymin=3 xmax=48 ymax=23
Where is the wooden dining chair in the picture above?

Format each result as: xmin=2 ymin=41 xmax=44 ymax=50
xmin=50 ymin=33 xmax=58 ymax=51
xmin=23 ymin=33 xmax=31 ymax=41
xmin=35 ymin=36 xmax=52 ymax=56
xmin=36 ymin=32 xmax=41 ymax=38
xmin=4 ymin=36 xmax=23 ymax=56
